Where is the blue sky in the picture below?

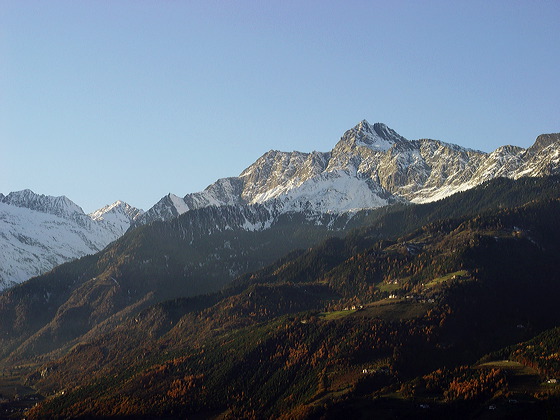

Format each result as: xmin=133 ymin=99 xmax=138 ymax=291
xmin=1 ymin=1 xmax=559 ymax=213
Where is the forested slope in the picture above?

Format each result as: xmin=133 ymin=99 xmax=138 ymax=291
xmin=23 ymin=177 xmax=560 ymax=419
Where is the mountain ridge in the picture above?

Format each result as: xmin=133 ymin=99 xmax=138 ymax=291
xmin=2 ymin=121 xmax=559 ymax=288
xmin=137 ymin=121 xmax=560 ymax=225
xmin=1 ymin=189 xmax=85 ymax=219
xmin=0 ymin=191 xmax=143 ymax=289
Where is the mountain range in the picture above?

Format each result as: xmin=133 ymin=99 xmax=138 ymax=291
xmin=1 ymin=119 xmax=560 ymax=418
xmin=0 ymin=190 xmax=142 ymax=289
xmin=6 ymin=175 xmax=560 ymax=419
xmin=2 ymin=120 xmax=559 ymax=290
xmin=138 ymin=120 xmax=560 ymax=224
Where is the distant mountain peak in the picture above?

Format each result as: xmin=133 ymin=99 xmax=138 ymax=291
xmin=88 ymin=200 xmax=143 ymax=222
xmin=0 ymin=193 xmax=145 ymax=288
xmin=339 ymin=120 xmax=406 ymax=152
xmin=355 ymin=119 xmax=371 ymax=131
xmin=0 ymin=189 xmax=84 ymax=218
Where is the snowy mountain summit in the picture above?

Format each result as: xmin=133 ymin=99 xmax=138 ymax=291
xmin=0 ymin=191 xmax=143 ymax=289
xmin=349 ymin=120 xmax=406 ymax=151
xmin=138 ymin=120 xmax=560 ymax=225
xmin=89 ymin=200 xmax=144 ymax=237
xmin=1 ymin=189 xmax=84 ymax=219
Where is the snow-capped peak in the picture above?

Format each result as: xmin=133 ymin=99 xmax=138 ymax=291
xmin=89 ymin=201 xmax=144 ymax=237
xmin=0 ymin=189 xmax=84 ymax=218
xmin=344 ymin=120 xmax=406 ymax=152
xmin=0 ymin=193 xmax=145 ymax=289
xmin=89 ymin=200 xmax=143 ymax=222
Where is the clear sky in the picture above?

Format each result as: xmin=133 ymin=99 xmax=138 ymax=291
xmin=1 ymin=1 xmax=559 ymax=213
